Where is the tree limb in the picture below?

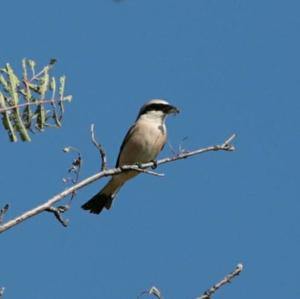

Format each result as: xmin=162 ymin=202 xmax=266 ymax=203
xmin=136 ymin=262 xmax=243 ymax=299
xmin=0 ymin=134 xmax=236 ymax=234
xmin=196 ymin=263 xmax=243 ymax=299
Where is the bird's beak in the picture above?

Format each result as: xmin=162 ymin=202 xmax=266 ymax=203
xmin=168 ymin=105 xmax=180 ymax=115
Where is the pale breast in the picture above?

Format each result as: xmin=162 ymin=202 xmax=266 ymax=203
xmin=118 ymin=119 xmax=167 ymax=166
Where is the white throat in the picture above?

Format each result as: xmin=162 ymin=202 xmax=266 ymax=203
xmin=138 ymin=110 xmax=166 ymax=123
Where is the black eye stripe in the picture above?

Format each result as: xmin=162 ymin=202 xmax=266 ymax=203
xmin=140 ymin=103 xmax=170 ymax=115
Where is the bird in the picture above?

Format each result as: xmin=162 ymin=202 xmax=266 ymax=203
xmin=81 ymin=99 xmax=179 ymax=214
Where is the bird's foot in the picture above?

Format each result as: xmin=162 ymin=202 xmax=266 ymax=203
xmin=135 ymin=160 xmax=157 ymax=169
xmin=150 ymin=160 xmax=158 ymax=169
xmin=135 ymin=162 xmax=143 ymax=168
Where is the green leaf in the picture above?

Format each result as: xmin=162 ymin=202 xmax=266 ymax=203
xmin=0 ymin=75 xmax=9 ymax=92
xmin=0 ymin=92 xmax=17 ymax=142
xmin=36 ymin=105 xmax=46 ymax=131
xmin=50 ymin=77 xmax=56 ymax=92
xmin=22 ymin=58 xmax=28 ymax=80
xmin=39 ymin=70 xmax=49 ymax=98
xmin=1 ymin=59 xmax=72 ymax=142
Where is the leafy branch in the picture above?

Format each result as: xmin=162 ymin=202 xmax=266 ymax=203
xmin=0 ymin=58 xmax=72 ymax=142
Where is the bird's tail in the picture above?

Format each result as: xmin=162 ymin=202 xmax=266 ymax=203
xmin=81 ymin=191 xmax=113 ymax=214
xmin=81 ymin=178 xmax=121 ymax=214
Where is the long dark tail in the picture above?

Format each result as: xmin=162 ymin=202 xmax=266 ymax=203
xmin=81 ymin=178 xmax=123 ymax=214
xmin=81 ymin=192 xmax=113 ymax=214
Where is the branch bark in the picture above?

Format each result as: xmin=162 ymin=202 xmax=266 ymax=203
xmin=136 ymin=262 xmax=243 ymax=299
xmin=0 ymin=134 xmax=236 ymax=234
xmin=196 ymin=263 xmax=243 ymax=299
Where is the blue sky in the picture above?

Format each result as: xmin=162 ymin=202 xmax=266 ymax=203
xmin=1 ymin=0 xmax=300 ymax=298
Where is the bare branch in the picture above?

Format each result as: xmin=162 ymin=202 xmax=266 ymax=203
xmin=137 ymin=286 xmax=163 ymax=299
xmin=91 ymin=124 xmax=107 ymax=170
xmin=196 ymin=263 xmax=243 ymax=299
xmin=136 ymin=262 xmax=242 ymax=299
xmin=0 ymin=134 xmax=236 ymax=234
xmin=46 ymin=205 xmax=70 ymax=227
xmin=121 ymin=165 xmax=165 ymax=177
xmin=222 ymin=133 xmax=236 ymax=151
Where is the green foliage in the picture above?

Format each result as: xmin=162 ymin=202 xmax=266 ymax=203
xmin=0 ymin=59 xmax=72 ymax=142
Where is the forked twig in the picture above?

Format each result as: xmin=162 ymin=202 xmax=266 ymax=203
xmin=46 ymin=205 xmax=70 ymax=227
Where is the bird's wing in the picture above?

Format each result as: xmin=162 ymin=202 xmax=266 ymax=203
xmin=115 ymin=123 xmax=137 ymax=167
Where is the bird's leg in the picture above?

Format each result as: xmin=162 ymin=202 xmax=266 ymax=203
xmin=150 ymin=160 xmax=158 ymax=169
xmin=135 ymin=162 xmax=143 ymax=168
xmin=135 ymin=160 xmax=157 ymax=169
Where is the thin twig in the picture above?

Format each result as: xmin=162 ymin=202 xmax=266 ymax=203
xmin=137 ymin=286 xmax=163 ymax=299
xmin=63 ymin=146 xmax=82 ymax=201
xmin=91 ymin=124 xmax=107 ymax=170
xmin=0 ymin=134 xmax=236 ymax=234
xmin=46 ymin=205 xmax=70 ymax=227
xmin=0 ymin=98 xmax=70 ymax=113
xmin=196 ymin=263 xmax=243 ymax=299
xmin=29 ymin=60 xmax=56 ymax=82
xmin=121 ymin=165 xmax=165 ymax=177
xmin=68 ymin=156 xmax=82 ymax=184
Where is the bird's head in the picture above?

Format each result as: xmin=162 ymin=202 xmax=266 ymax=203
xmin=137 ymin=99 xmax=179 ymax=121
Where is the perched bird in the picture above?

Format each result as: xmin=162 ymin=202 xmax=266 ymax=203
xmin=82 ymin=99 xmax=179 ymax=214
